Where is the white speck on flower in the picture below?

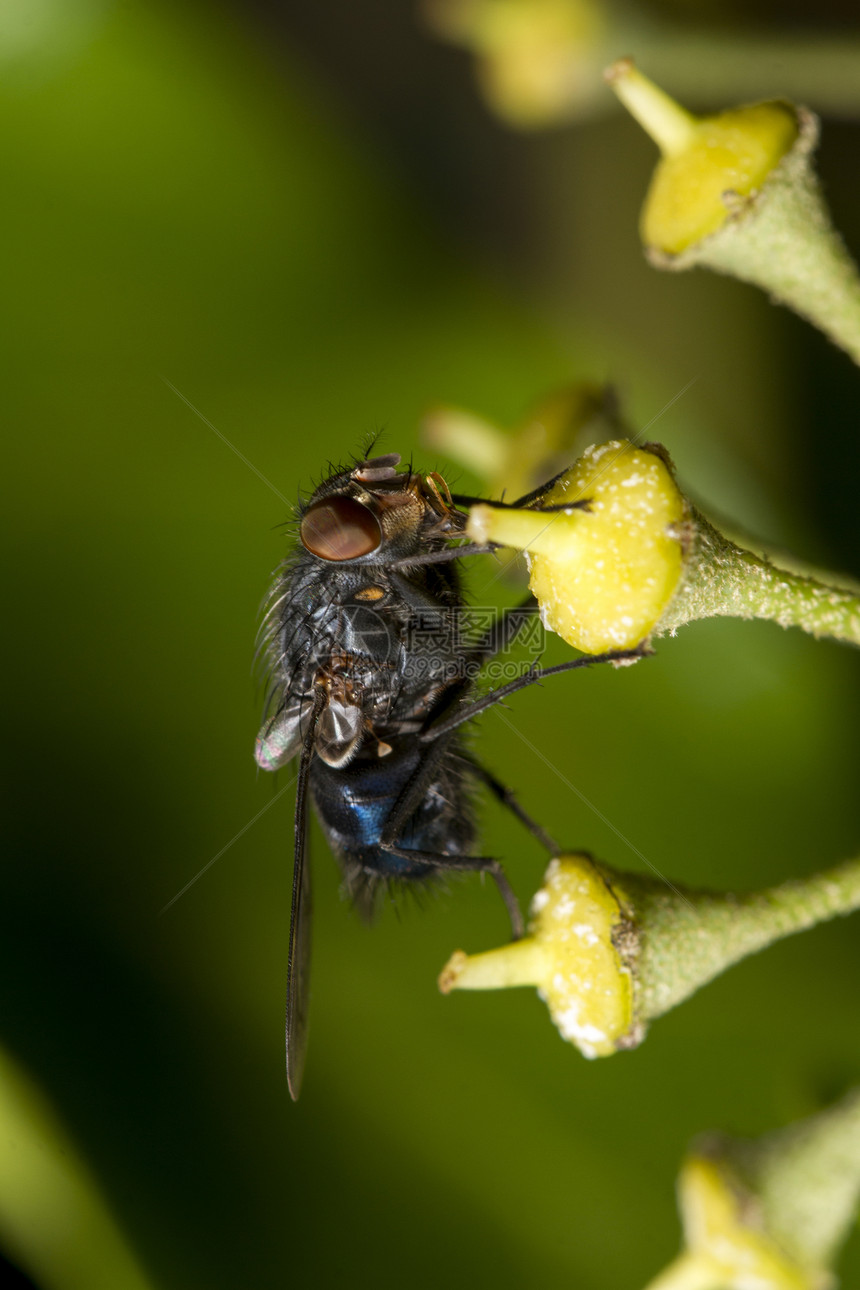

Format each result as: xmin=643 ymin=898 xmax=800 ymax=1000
xmin=550 ymin=997 xmax=609 ymax=1057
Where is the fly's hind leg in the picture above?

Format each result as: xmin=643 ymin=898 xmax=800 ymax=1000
xmin=379 ymin=734 xmax=524 ymax=938
xmin=459 ymin=755 xmax=559 ymax=855
xmin=380 ymin=842 xmax=524 ymax=940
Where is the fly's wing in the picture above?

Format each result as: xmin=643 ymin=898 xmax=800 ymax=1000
xmin=256 ymin=703 xmax=303 ymax=772
xmin=285 ymin=805 xmax=311 ymax=1100
xmin=285 ymin=695 xmax=323 ymax=1100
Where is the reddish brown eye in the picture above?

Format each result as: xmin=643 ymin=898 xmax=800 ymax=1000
xmin=300 ymin=496 xmax=382 ymax=561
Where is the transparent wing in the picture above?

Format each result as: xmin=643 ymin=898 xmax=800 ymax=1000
xmin=255 ymin=703 xmax=304 ymax=772
xmin=285 ymin=695 xmax=323 ymax=1100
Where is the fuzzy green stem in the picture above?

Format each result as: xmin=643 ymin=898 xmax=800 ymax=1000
xmin=660 ymin=507 xmax=860 ymax=647
xmin=710 ymin=518 xmax=860 ymax=597
xmin=651 ymin=110 xmax=860 ymax=368
xmin=749 ymin=1088 xmax=860 ymax=1269
xmin=627 ymin=855 xmax=860 ymax=1022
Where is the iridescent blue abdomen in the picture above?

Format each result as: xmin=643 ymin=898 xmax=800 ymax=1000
xmin=310 ymin=737 xmax=474 ymax=884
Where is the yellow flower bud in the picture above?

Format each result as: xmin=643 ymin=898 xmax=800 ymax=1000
xmin=646 ymin=1157 xmax=819 ymax=1290
xmin=466 ymin=440 xmax=685 ymax=652
xmin=424 ymin=0 xmax=603 ymax=126
xmin=606 ymin=57 xmax=799 ymax=256
xmin=439 ymin=855 xmax=634 ymax=1057
xmin=423 ymin=383 xmax=616 ymax=503
xmin=606 ymin=59 xmax=860 ymax=368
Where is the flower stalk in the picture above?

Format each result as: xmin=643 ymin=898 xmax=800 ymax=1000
xmin=627 ymin=854 xmax=860 ymax=1024
xmin=661 ymin=506 xmax=860 ymax=646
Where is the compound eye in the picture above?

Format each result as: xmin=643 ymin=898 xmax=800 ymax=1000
xmin=300 ymin=496 xmax=382 ymax=561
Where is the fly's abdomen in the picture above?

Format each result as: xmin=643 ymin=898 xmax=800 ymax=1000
xmin=310 ymin=741 xmax=474 ymax=878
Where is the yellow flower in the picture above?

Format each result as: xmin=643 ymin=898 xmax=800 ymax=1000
xmin=423 ymin=0 xmax=603 ymax=126
xmin=439 ymin=854 xmax=634 ymax=1057
xmin=605 ymin=57 xmax=798 ymax=257
xmin=466 ymin=439 xmax=685 ymax=652
xmin=646 ymin=1156 xmax=824 ymax=1290
xmin=605 ymin=59 xmax=860 ymax=368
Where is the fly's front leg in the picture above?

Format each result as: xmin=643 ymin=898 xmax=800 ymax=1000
xmin=421 ymin=645 xmax=649 ymax=744
xmin=462 ymin=593 xmax=537 ymax=672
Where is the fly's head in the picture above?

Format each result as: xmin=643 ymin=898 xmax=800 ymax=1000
xmin=298 ymin=452 xmax=463 ymax=569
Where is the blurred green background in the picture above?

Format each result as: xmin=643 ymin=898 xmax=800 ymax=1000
xmin=3 ymin=1 xmax=860 ymax=1286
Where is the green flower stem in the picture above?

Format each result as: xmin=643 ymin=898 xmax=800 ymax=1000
xmin=0 ymin=1047 xmax=156 ymax=1290
xmin=651 ymin=108 xmax=860 ymax=368
xmin=733 ymin=1087 xmax=860 ymax=1270
xmin=660 ymin=507 xmax=860 ymax=647
xmin=709 ymin=518 xmax=860 ymax=598
xmin=624 ymin=854 xmax=860 ymax=1023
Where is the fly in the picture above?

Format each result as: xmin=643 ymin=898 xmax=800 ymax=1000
xmin=255 ymin=450 xmax=642 ymax=1097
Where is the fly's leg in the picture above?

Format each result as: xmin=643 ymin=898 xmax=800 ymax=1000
xmin=459 ymin=755 xmax=559 ymax=855
xmin=381 ymin=842 xmax=524 ymax=940
xmin=452 ymin=460 xmax=597 ymax=510
xmin=392 ymin=475 xmax=595 ymax=571
xmin=378 ymin=733 xmax=523 ymax=938
xmin=461 ymin=593 xmax=536 ymax=671
xmin=421 ymin=645 xmax=649 ymax=744
xmin=450 ymin=491 xmax=591 ymax=511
